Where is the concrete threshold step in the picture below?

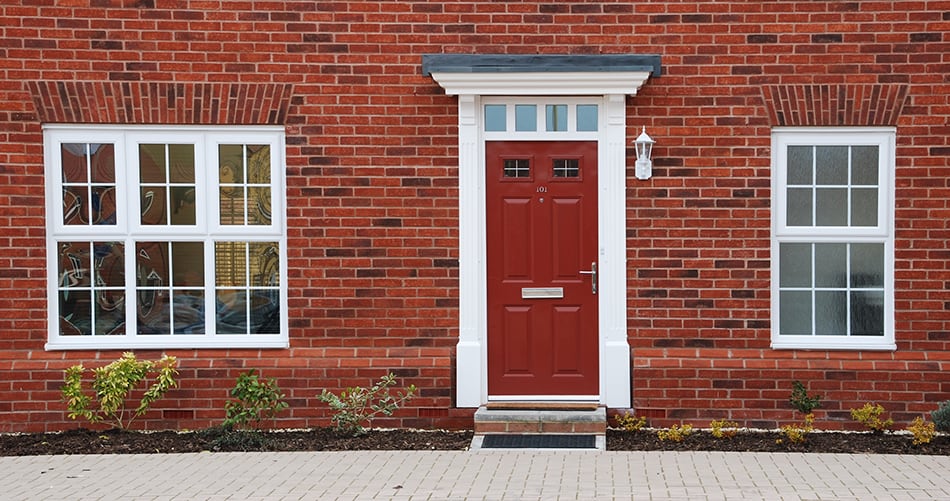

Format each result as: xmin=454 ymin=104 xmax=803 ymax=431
xmin=473 ymin=404 xmax=606 ymax=435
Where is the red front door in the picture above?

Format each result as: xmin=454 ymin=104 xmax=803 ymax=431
xmin=486 ymin=141 xmax=599 ymax=397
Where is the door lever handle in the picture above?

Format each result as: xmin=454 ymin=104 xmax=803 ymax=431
xmin=579 ymin=262 xmax=597 ymax=295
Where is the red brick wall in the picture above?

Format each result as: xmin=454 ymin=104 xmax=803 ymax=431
xmin=0 ymin=1 xmax=948 ymax=432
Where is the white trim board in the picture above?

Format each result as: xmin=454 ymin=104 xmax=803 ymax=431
xmin=429 ymin=66 xmax=657 ymax=408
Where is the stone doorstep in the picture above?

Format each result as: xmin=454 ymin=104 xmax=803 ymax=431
xmin=473 ymin=405 xmax=607 ymax=435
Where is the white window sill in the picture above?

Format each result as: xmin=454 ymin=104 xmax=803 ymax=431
xmin=46 ymin=336 xmax=289 ymax=351
xmin=771 ymin=338 xmax=896 ymax=351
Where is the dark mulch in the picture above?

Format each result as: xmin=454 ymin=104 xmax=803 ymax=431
xmin=606 ymin=429 xmax=950 ymax=455
xmin=0 ymin=427 xmax=474 ymax=456
xmin=1 ymin=427 xmax=947 ymax=456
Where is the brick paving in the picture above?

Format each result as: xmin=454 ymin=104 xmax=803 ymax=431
xmin=2 ymin=450 xmax=948 ymax=500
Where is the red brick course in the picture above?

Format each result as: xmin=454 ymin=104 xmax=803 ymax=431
xmin=0 ymin=1 xmax=948 ymax=432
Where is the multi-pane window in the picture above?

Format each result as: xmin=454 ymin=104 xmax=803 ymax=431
xmin=771 ymin=128 xmax=895 ymax=350
xmin=45 ymin=126 xmax=286 ymax=349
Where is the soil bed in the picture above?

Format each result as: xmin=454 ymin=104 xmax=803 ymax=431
xmin=1 ymin=428 xmax=947 ymax=456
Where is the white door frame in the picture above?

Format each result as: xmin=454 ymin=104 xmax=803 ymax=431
xmin=428 ymin=64 xmax=655 ymax=408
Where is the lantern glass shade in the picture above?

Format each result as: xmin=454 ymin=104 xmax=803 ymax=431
xmin=635 ymin=127 xmax=654 ymax=162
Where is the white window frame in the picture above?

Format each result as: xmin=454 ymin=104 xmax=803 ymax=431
xmin=44 ymin=124 xmax=288 ymax=350
xmin=771 ymin=127 xmax=896 ymax=350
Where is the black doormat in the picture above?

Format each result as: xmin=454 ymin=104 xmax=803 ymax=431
xmin=481 ymin=434 xmax=597 ymax=449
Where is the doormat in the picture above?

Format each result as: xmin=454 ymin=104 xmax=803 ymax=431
xmin=480 ymin=434 xmax=597 ymax=449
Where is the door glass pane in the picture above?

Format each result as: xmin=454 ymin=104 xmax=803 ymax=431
xmin=503 ymin=159 xmax=530 ymax=178
xmin=786 ymin=188 xmax=812 ymax=226
xmin=850 ymin=243 xmax=884 ymax=287
xmin=545 ymin=104 xmax=568 ymax=132
xmin=779 ymin=290 xmax=811 ymax=335
xmin=485 ymin=104 xmax=506 ymax=132
xmin=815 ymin=243 xmax=846 ymax=287
xmin=552 ymin=159 xmax=579 ymax=178
xmin=787 ymin=146 xmax=812 ymax=185
xmin=576 ymin=104 xmax=598 ymax=131
xmin=816 ymin=145 xmax=848 ymax=184
xmin=779 ymin=243 xmax=811 ymax=287
xmin=851 ymin=188 xmax=878 ymax=226
xmin=815 ymin=290 xmax=847 ymax=335
xmin=515 ymin=105 xmax=536 ymax=132
xmin=851 ymin=145 xmax=879 ymax=185
xmin=815 ymin=188 xmax=847 ymax=226
xmin=851 ymin=291 xmax=884 ymax=335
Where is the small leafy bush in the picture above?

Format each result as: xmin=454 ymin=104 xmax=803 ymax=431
xmin=709 ymin=419 xmax=739 ymax=439
xmin=907 ymin=416 xmax=936 ymax=446
xmin=931 ymin=400 xmax=950 ymax=433
xmin=61 ymin=352 xmax=178 ymax=430
xmin=789 ymin=380 xmax=821 ymax=415
xmin=778 ymin=413 xmax=815 ymax=444
xmin=615 ymin=412 xmax=647 ymax=431
xmin=318 ymin=373 xmax=416 ymax=435
xmin=850 ymin=403 xmax=893 ymax=433
xmin=657 ymin=424 xmax=693 ymax=442
xmin=223 ymin=369 xmax=289 ymax=431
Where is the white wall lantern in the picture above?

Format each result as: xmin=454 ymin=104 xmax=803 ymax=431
xmin=634 ymin=126 xmax=655 ymax=180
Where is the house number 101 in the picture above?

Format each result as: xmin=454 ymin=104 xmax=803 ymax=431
xmin=537 ymin=186 xmax=547 ymax=193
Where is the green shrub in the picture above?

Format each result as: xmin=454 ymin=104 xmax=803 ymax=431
xmin=318 ymin=373 xmax=416 ymax=435
xmin=931 ymin=400 xmax=950 ymax=433
xmin=789 ymin=380 xmax=821 ymax=415
xmin=223 ymin=369 xmax=289 ymax=431
xmin=850 ymin=403 xmax=893 ymax=433
xmin=61 ymin=352 xmax=178 ymax=430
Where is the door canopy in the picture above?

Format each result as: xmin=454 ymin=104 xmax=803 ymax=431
xmin=422 ymin=54 xmax=661 ymax=96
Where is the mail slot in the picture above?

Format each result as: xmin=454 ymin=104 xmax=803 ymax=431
xmin=521 ymin=287 xmax=564 ymax=299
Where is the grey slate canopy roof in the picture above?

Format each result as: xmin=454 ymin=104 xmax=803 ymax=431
xmin=422 ymin=54 xmax=662 ymax=77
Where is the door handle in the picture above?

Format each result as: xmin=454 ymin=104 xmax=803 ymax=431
xmin=579 ymin=262 xmax=597 ymax=295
